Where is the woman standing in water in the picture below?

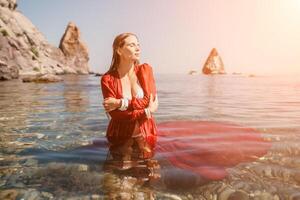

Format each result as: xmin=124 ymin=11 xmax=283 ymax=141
xmin=101 ymin=32 xmax=158 ymax=169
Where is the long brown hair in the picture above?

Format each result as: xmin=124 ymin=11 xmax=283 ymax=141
xmin=108 ymin=33 xmax=140 ymax=72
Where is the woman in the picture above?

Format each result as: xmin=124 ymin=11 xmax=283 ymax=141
xmin=101 ymin=33 xmax=158 ymax=168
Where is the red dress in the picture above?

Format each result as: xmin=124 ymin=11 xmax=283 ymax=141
xmin=101 ymin=63 xmax=157 ymax=156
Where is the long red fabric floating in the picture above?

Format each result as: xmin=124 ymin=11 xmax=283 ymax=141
xmin=156 ymin=121 xmax=271 ymax=180
xmin=95 ymin=121 xmax=271 ymax=181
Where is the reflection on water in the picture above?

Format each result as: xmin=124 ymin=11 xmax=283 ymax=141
xmin=203 ymin=76 xmax=224 ymax=118
xmin=0 ymin=74 xmax=300 ymax=199
xmin=63 ymin=75 xmax=89 ymax=113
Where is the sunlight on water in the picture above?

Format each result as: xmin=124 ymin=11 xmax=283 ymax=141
xmin=0 ymin=74 xmax=300 ymax=199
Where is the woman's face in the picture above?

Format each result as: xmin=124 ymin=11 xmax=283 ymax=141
xmin=118 ymin=35 xmax=140 ymax=62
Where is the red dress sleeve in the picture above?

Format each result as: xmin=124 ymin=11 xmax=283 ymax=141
xmin=127 ymin=63 xmax=157 ymax=110
xmin=101 ymin=74 xmax=147 ymax=121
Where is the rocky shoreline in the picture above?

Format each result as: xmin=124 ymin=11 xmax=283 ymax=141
xmin=0 ymin=0 xmax=91 ymax=82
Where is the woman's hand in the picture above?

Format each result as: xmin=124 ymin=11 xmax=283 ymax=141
xmin=148 ymin=94 xmax=158 ymax=114
xmin=103 ymin=97 xmax=121 ymax=112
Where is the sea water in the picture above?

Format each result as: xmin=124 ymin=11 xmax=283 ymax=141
xmin=0 ymin=74 xmax=299 ymax=199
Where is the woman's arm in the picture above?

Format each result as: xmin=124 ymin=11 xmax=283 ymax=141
xmin=103 ymin=94 xmax=157 ymax=115
xmin=103 ymin=95 xmax=150 ymax=111
xmin=101 ymin=75 xmax=149 ymax=121
xmin=103 ymin=63 xmax=157 ymax=111
xmin=129 ymin=63 xmax=157 ymax=110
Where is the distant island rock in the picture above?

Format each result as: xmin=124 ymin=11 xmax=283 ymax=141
xmin=0 ymin=0 xmax=91 ymax=81
xmin=94 ymin=73 xmax=104 ymax=77
xmin=232 ymin=72 xmax=242 ymax=75
xmin=188 ymin=70 xmax=198 ymax=75
xmin=202 ymin=48 xmax=226 ymax=75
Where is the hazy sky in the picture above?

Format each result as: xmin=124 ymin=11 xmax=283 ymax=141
xmin=18 ymin=0 xmax=300 ymax=75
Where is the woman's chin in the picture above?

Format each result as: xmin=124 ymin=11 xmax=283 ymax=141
xmin=132 ymin=58 xmax=140 ymax=63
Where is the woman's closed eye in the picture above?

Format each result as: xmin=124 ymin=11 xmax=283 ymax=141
xmin=127 ymin=43 xmax=140 ymax=47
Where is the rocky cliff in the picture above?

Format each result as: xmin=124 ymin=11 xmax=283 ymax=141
xmin=202 ymin=48 xmax=226 ymax=75
xmin=0 ymin=0 xmax=90 ymax=81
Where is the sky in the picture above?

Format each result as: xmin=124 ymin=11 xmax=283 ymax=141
xmin=18 ymin=0 xmax=300 ymax=75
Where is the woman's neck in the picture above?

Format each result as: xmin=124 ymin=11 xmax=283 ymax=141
xmin=118 ymin=60 xmax=135 ymax=78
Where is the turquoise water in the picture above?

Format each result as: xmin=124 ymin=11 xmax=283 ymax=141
xmin=0 ymin=74 xmax=300 ymax=199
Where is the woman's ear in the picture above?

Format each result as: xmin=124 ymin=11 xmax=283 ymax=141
xmin=117 ymin=48 xmax=122 ymax=56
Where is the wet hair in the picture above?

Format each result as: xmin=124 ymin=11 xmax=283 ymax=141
xmin=108 ymin=32 xmax=140 ymax=72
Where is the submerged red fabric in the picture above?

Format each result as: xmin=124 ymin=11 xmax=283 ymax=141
xmin=94 ymin=120 xmax=271 ymax=181
xmin=156 ymin=121 xmax=271 ymax=180
xmin=101 ymin=63 xmax=157 ymax=151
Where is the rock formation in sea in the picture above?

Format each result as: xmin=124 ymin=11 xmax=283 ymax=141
xmin=22 ymin=74 xmax=63 ymax=83
xmin=202 ymin=48 xmax=226 ymax=75
xmin=59 ymin=22 xmax=90 ymax=75
xmin=188 ymin=70 xmax=198 ymax=75
xmin=0 ymin=0 xmax=90 ymax=81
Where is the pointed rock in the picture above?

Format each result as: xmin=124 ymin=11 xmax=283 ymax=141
xmin=202 ymin=48 xmax=226 ymax=75
xmin=0 ymin=0 xmax=17 ymax=10
xmin=59 ymin=22 xmax=90 ymax=74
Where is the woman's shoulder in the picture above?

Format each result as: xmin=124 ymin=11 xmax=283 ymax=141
xmin=101 ymin=70 xmax=117 ymax=83
xmin=138 ymin=62 xmax=152 ymax=69
xmin=137 ymin=63 xmax=154 ymax=73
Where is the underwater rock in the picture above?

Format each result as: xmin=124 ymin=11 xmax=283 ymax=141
xmin=23 ymin=158 xmax=38 ymax=167
xmin=228 ymin=190 xmax=249 ymax=200
xmin=289 ymin=193 xmax=300 ymax=200
xmin=294 ymin=172 xmax=300 ymax=184
xmin=0 ymin=189 xmax=19 ymax=200
xmin=90 ymin=194 xmax=102 ymax=200
xmin=218 ymin=187 xmax=236 ymax=200
xmin=77 ymin=164 xmax=88 ymax=172
xmin=159 ymin=193 xmax=182 ymax=200
xmin=41 ymin=191 xmax=54 ymax=199
xmin=21 ymin=189 xmax=42 ymax=200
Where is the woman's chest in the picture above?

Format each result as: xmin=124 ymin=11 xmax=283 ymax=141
xmin=118 ymin=76 xmax=143 ymax=100
xmin=120 ymin=77 xmax=132 ymax=99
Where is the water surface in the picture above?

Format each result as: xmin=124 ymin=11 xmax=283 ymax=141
xmin=1 ymin=74 xmax=300 ymax=199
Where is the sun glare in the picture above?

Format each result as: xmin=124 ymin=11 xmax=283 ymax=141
xmin=295 ymin=0 xmax=300 ymax=9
